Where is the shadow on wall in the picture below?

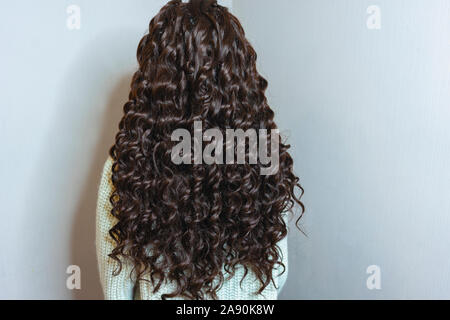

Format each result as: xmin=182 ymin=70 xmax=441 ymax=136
xmin=22 ymin=27 xmax=136 ymax=299
xmin=70 ymin=74 xmax=131 ymax=300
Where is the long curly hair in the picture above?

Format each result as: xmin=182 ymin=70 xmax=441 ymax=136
xmin=108 ymin=0 xmax=304 ymax=300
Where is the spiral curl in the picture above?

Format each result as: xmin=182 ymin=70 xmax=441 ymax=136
xmin=108 ymin=0 xmax=304 ymax=299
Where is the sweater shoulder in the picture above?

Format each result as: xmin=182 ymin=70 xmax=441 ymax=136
xmin=98 ymin=155 xmax=114 ymax=194
xmin=102 ymin=155 xmax=114 ymax=179
xmin=96 ymin=155 xmax=116 ymax=226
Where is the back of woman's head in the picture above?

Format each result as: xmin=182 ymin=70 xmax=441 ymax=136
xmin=108 ymin=0 xmax=304 ymax=299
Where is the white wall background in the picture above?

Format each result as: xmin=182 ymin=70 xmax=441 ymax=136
xmin=1 ymin=0 xmax=449 ymax=299
xmin=233 ymin=0 xmax=450 ymax=299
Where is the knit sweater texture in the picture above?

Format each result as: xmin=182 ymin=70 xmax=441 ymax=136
xmin=96 ymin=155 xmax=288 ymax=300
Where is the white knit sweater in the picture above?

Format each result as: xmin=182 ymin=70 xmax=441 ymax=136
xmin=96 ymin=155 xmax=289 ymax=300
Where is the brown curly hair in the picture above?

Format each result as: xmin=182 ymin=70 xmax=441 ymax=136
xmin=108 ymin=0 xmax=304 ymax=300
